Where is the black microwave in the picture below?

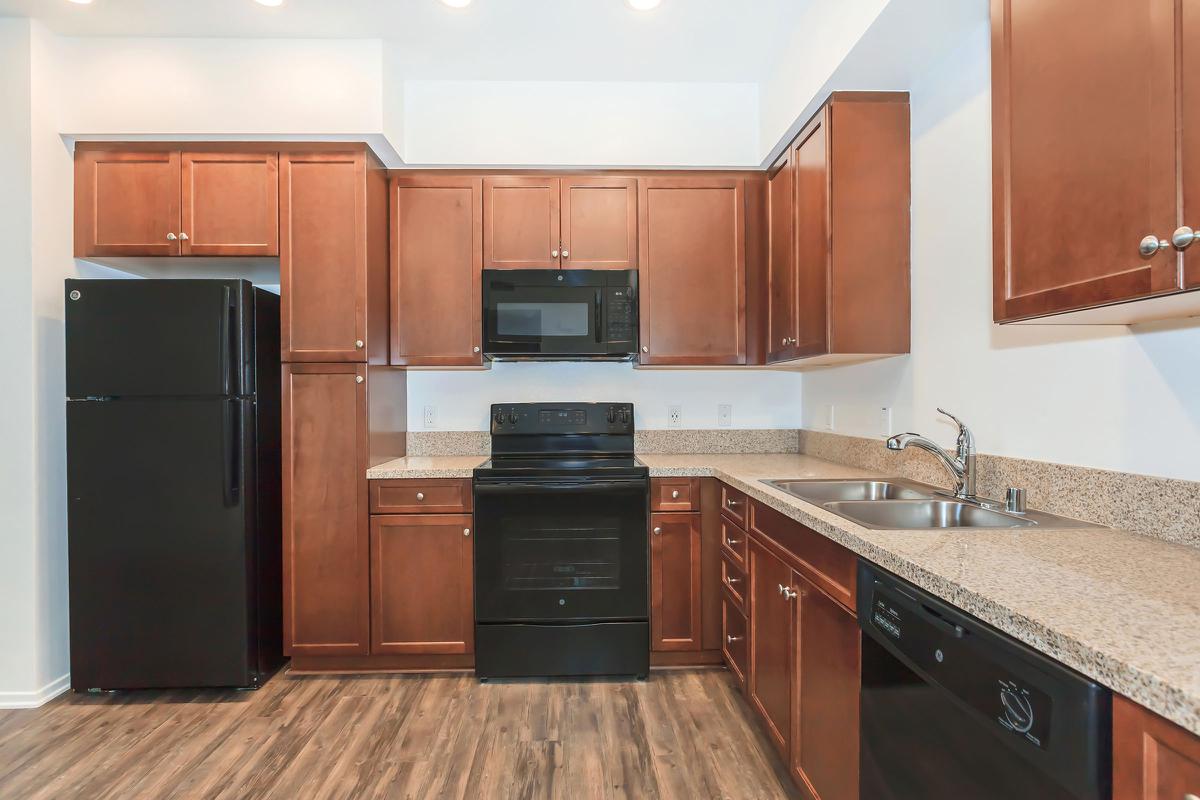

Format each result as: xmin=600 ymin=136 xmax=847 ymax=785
xmin=482 ymin=269 xmax=638 ymax=361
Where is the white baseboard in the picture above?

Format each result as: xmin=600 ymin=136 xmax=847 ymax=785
xmin=0 ymin=674 xmax=70 ymax=709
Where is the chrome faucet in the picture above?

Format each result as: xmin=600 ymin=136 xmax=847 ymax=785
xmin=886 ymin=409 xmax=977 ymax=500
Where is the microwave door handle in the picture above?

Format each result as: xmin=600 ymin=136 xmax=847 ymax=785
xmin=595 ymin=290 xmax=603 ymax=344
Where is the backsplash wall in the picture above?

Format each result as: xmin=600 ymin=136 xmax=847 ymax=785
xmin=402 ymin=361 xmax=804 ymax=432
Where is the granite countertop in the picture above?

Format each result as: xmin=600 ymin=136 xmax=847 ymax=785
xmin=368 ymin=451 xmax=1200 ymax=735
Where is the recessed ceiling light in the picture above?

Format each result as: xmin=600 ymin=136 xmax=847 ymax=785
xmin=66 ymin=0 xmax=94 ymax=5
xmin=254 ymin=0 xmax=284 ymax=6
xmin=626 ymin=0 xmax=662 ymax=9
xmin=439 ymin=0 xmax=471 ymax=7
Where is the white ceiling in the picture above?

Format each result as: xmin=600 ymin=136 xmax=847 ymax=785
xmin=0 ymin=0 xmax=811 ymax=82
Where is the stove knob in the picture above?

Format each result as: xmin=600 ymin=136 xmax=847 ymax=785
xmin=507 ymin=411 xmax=518 ymax=424
xmin=607 ymin=407 xmax=616 ymax=424
xmin=493 ymin=410 xmax=505 ymax=426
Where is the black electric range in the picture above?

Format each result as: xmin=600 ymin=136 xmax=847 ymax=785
xmin=473 ymin=402 xmax=649 ymax=680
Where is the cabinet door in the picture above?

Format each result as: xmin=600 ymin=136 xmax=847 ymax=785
xmin=561 ymin=177 xmax=637 ymax=270
xmin=391 ymin=176 xmax=483 ymax=366
xmin=748 ymin=538 xmax=794 ymax=758
xmin=282 ymin=363 xmax=369 ymax=656
xmin=483 ymin=176 xmax=561 ymax=268
xmin=650 ymin=512 xmax=702 ymax=652
xmin=767 ymin=149 xmax=798 ymax=363
xmin=791 ymin=573 xmax=860 ymax=800
xmin=371 ymin=514 xmax=474 ymax=655
xmin=1184 ymin=0 xmax=1200 ymax=290
xmin=74 ymin=150 xmax=181 ymax=257
xmin=638 ymin=177 xmax=746 ymax=365
xmin=793 ymin=112 xmax=830 ymax=357
xmin=180 ymin=151 xmax=278 ymax=256
xmin=992 ymin=0 xmax=1180 ymax=321
xmin=1113 ymin=694 xmax=1200 ymax=800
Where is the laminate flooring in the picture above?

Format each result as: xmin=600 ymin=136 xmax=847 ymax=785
xmin=0 ymin=668 xmax=800 ymax=799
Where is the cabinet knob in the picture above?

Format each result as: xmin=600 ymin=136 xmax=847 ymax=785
xmin=726 ymin=634 xmax=743 ymax=644
xmin=725 ymin=538 xmax=741 ymax=547
xmin=561 ymin=249 xmax=569 ymax=258
xmin=166 ymin=232 xmax=177 ymax=241
xmin=1173 ymin=226 xmax=1198 ymax=251
xmin=671 ymin=490 xmax=680 ymax=499
xmin=552 ymin=250 xmax=560 ymax=258
xmin=355 ymin=375 xmax=364 ymax=384
xmin=1140 ymin=234 xmax=1170 ymax=257
xmin=641 ymin=346 xmax=649 ymax=353
xmin=726 ymin=498 xmax=739 ymax=507
xmin=179 ymin=232 xmax=189 ymax=241
xmin=416 ymin=492 xmax=425 ymax=501
xmin=473 ymin=346 xmax=481 ymax=353
xmin=653 ymin=526 xmax=662 ymax=535
xmin=726 ymin=576 xmax=742 ymax=585
xmin=355 ymin=340 xmax=364 ymax=349
xmin=782 ymin=587 xmax=798 ymax=601
xmin=463 ymin=528 xmax=470 ymax=537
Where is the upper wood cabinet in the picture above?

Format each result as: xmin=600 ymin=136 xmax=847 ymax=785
xmin=1185 ymin=0 xmax=1200 ymax=291
xmin=280 ymin=150 xmax=388 ymax=363
xmin=992 ymin=0 xmax=1185 ymax=322
xmin=180 ymin=152 xmax=279 ymax=256
xmin=650 ymin=511 xmax=703 ymax=652
xmin=483 ymin=175 xmax=638 ymax=269
xmin=638 ymin=177 xmax=747 ymax=366
xmin=765 ymin=93 xmax=910 ymax=366
xmin=281 ymin=362 xmax=370 ymax=657
xmin=74 ymin=148 xmax=278 ymax=258
xmin=561 ymin=177 xmax=638 ymax=270
xmin=370 ymin=514 xmax=474 ymax=655
xmin=390 ymin=176 xmax=483 ymax=367
xmin=1113 ymin=694 xmax=1200 ymax=799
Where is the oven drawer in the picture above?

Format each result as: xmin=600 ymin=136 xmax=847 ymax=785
xmin=651 ymin=477 xmax=699 ymax=511
xmin=370 ymin=479 xmax=472 ymax=514
xmin=721 ymin=553 xmax=747 ymax=613
xmin=720 ymin=483 xmax=748 ymax=527
xmin=722 ymin=597 xmax=748 ymax=690
xmin=720 ymin=516 xmax=747 ymax=569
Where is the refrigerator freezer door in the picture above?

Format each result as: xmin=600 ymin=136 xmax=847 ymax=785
xmin=67 ymin=397 xmax=258 ymax=689
xmin=65 ymin=279 xmax=251 ymax=398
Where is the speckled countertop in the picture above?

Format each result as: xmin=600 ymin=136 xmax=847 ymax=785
xmin=369 ymin=452 xmax=1200 ymax=735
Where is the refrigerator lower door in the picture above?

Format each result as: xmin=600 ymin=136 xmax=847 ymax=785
xmin=67 ymin=397 xmax=258 ymax=689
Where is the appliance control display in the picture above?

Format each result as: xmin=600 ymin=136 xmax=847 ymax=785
xmin=539 ymin=408 xmax=587 ymax=425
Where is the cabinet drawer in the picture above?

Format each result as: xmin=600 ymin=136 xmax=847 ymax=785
xmin=721 ymin=553 xmax=747 ymax=613
xmin=369 ymin=479 xmax=473 ymax=514
xmin=651 ymin=477 xmax=700 ymax=511
xmin=721 ymin=516 xmax=748 ymax=569
xmin=720 ymin=482 xmax=748 ymax=527
xmin=722 ymin=596 xmax=748 ymax=690
xmin=750 ymin=499 xmax=855 ymax=610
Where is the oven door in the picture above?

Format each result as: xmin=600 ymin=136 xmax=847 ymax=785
xmin=473 ymin=478 xmax=648 ymax=623
xmin=483 ymin=284 xmax=605 ymax=358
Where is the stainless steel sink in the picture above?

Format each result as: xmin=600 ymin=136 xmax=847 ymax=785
xmin=762 ymin=479 xmax=933 ymax=504
xmin=823 ymin=499 xmax=1038 ymax=530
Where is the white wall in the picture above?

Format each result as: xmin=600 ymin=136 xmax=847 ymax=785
xmin=800 ymin=22 xmax=1200 ymax=482
xmin=405 ymin=364 xmax=802 ymax=431
xmin=402 ymin=80 xmax=759 ymax=167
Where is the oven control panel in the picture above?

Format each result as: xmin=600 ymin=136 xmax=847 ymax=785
xmin=490 ymin=402 xmax=635 ymax=435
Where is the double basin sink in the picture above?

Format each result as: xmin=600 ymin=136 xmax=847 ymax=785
xmin=762 ymin=479 xmax=1092 ymax=530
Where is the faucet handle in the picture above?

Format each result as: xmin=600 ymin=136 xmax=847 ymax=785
xmin=936 ymin=408 xmax=975 ymax=453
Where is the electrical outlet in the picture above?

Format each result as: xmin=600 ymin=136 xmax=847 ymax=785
xmin=879 ymin=406 xmax=893 ymax=438
xmin=824 ymin=404 xmax=836 ymax=431
xmin=667 ymin=405 xmax=682 ymax=428
xmin=423 ymin=405 xmax=437 ymax=430
xmin=717 ymin=404 xmax=732 ymax=427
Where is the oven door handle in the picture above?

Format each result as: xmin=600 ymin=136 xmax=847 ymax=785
xmin=474 ymin=480 xmax=645 ymax=494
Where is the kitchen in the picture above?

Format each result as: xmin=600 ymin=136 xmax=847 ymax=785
xmin=1 ymin=0 xmax=1198 ymax=798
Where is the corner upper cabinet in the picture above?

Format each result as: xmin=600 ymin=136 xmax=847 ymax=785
xmin=561 ymin=177 xmax=638 ymax=270
xmin=1185 ymin=0 xmax=1200 ymax=292
xmin=180 ymin=151 xmax=279 ymax=256
xmin=992 ymin=0 xmax=1187 ymax=322
xmin=766 ymin=93 xmax=910 ymax=367
xmin=390 ymin=176 xmax=484 ymax=367
xmin=638 ymin=177 xmax=747 ymax=365
xmin=483 ymin=176 xmax=561 ymax=269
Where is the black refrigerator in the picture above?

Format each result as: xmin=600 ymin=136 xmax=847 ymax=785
xmin=65 ymin=278 xmax=283 ymax=691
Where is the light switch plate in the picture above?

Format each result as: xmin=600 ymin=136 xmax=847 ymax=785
xmin=879 ymin=406 xmax=893 ymax=438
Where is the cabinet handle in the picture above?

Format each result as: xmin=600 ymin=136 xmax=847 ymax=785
xmin=782 ymin=587 xmax=799 ymax=601
xmin=777 ymin=583 xmax=785 ymax=595
xmin=726 ymin=498 xmax=739 ymax=508
xmin=416 ymin=492 xmax=425 ymax=501
xmin=166 ymin=232 xmax=177 ymax=241
xmin=473 ymin=346 xmax=481 ymax=353
xmin=179 ymin=232 xmax=189 ymax=241
xmin=726 ymin=576 xmax=742 ymax=585
xmin=1140 ymin=234 xmax=1170 ymax=257
xmin=1173 ymin=226 xmax=1198 ymax=251
xmin=355 ymin=375 xmax=364 ymax=384
xmin=653 ymin=526 xmax=662 ymax=535
xmin=355 ymin=340 xmax=364 ymax=349
xmin=641 ymin=346 xmax=649 ymax=353
xmin=562 ymin=249 xmax=569 ymax=258
xmin=725 ymin=538 xmax=741 ymax=547
xmin=726 ymin=634 xmax=743 ymax=644
xmin=552 ymin=249 xmax=560 ymax=258
xmin=463 ymin=528 xmax=471 ymax=537
xmin=671 ymin=490 xmax=680 ymax=499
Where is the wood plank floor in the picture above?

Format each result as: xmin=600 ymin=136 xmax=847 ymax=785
xmin=0 ymin=668 xmax=799 ymax=799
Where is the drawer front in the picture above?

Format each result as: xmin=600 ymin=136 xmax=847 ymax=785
xmin=651 ymin=477 xmax=700 ymax=512
xmin=750 ymin=499 xmax=855 ymax=610
xmin=721 ymin=552 xmax=747 ymax=613
xmin=722 ymin=596 xmax=748 ymax=689
xmin=370 ymin=479 xmax=473 ymax=514
xmin=720 ymin=516 xmax=748 ymax=569
xmin=720 ymin=483 xmax=748 ymax=527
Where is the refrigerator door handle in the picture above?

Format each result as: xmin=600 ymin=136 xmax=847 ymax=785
xmin=219 ymin=285 xmax=236 ymax=396
xmin=223 ymin=400 xmax=241 ymax=507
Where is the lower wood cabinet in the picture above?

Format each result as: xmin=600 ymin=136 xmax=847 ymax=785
xmin=1114 ymin=694 xmax=1200 ymax=800
xmin=370 ymin=514 xmax=474 ymax=655
xmin=721 ymin=594 xmax=748 ymax=691
xmin=650 ymin=511 xmax=703 ymax=652
xmin=748 ymin=537 xmax=795 ymax=759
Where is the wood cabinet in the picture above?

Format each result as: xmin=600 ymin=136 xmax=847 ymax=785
xmin=281 ymin=363 xmax=370 ymax=656
xmin=390 ymin=175 xmax=483 ymax=366
xmin=748 ymin=537 xmax=794 ymax=758
xmin=370 ymin=514 xmax=474 ymax=655
xmin=1114 ymin=694 xmax=1200 ymax=800
xmin=1186 ymin=0 xmax=1200 ymax=291
xmin=765 ymin=93 xmax=910 ymax=366
xmin=75 ymin=147 xmax=279 ymax=258
xmin=638 ymin=177 xmax=747 ymax=365
xmin=992 ymin=0 xmax=1186 ymax=321
xmin=651 ymin=477 xmax=700 ymax=512
xmin=280 ymin=150 xmax=388 ymax=363
xmin=650 ymin=512 xmax=703 ymax=652
xmin=722 ymin=595 xmax=748 ymax=691
xmin=483 ymin=175 xmax=637 ymax=270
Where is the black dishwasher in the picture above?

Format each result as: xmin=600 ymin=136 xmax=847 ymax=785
xmin=858 ymin=561 xmax=1111 ymax=800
